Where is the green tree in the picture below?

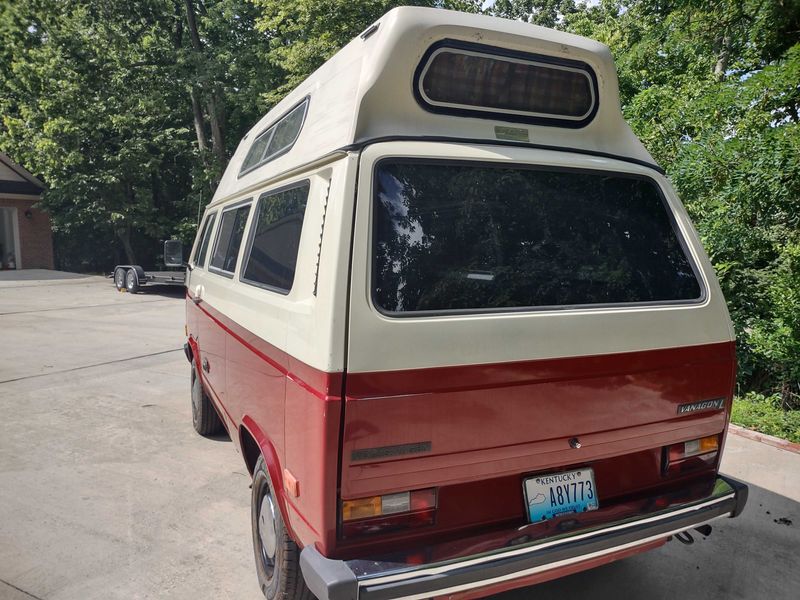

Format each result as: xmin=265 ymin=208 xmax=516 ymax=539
xmin=0 ymin=0 xmax=271 ymax=266
xmin=554 ymin=0 xmax=800 ymax=404
xmin=250 ymin=0 xmax=440 ymax=105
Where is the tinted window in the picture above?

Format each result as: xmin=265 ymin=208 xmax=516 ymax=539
xmin=420 ymin=46 xmax=595 ymax=121
xmin=242 ymin=182 xmax=310 ymax=292
xmin=210 ymin=204 xmax=251 ymax=273
xmin=373 ymin=162 xmax=702 ymax=314
xmin=241 ymin=132 xmax=271 ymax=173
xmin=192 ymin=213 xmax=216 ymax=268
xmin=266 ymin=103 xmax=306 ymax=157
xmin=240 ymin=99 xmax=308 ymax=176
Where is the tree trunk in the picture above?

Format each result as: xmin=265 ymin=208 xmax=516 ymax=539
xmin=115 ymin=225 xmax=136 ymax=265
xmin=714 ymin=34 xmax=730 ymax=81
xmin=207 ymin=87 xmax=225 ymax=164
xmin=184 ymin=0 xmax=203 ymax=52
xmin=184 ymin=0 xmax=226 ymax=184
xmin=190 ymin=86 xmax=209 ymax=153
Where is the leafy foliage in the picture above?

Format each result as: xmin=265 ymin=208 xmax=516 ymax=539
xmin=0 ymin=0 xmax=269 ymax=267
xmin=732 ymin=393 xmax=800 ymax=443
xmin=560 ymin=1 xmax=800 ymax=407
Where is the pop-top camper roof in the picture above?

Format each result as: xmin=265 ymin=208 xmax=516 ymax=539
xmin=210 ymin=6 xmax=656 ymax=206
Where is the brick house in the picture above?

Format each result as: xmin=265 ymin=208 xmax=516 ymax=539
xmin=0 ymin=152 xmax=54 ymax=270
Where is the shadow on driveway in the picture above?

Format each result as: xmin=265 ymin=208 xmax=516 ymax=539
xmin=129 ymin=284 xmax=186 ymax=299
xmin=492 ymin=482 xmax=798 ymax=600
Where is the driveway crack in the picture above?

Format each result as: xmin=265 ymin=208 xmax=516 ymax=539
xmin=0 ymin=348 xmax=182 ymax=385
xmin=0 ymin=578 xmax=46 ymax=600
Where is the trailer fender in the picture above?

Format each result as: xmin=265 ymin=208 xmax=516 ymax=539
xmin=130 ymin=265 xmax=145 ymax=286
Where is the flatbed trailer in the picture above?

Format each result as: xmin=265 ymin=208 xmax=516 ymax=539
xmin=112 ymin=264 xmax=185 ymax=293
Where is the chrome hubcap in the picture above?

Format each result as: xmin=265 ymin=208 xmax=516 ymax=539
xmin=259 ymin=493 xmax=277 ymax=561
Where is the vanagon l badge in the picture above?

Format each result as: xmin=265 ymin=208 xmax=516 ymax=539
xmin=677 ymin=398 xmax=725 ymax=414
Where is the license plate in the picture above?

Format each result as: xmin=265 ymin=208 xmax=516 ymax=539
xmin=523 ymin=467 xmax=599 ymax=522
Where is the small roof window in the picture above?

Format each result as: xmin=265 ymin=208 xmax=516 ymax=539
xmin=240 ymin=98 xmax=309 ymax=176
xmin=415 ymin=41 xmax=598 ymax=127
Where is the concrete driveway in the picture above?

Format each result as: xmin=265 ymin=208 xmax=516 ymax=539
xmin=1 ymin=271 xmax=798 ymax=600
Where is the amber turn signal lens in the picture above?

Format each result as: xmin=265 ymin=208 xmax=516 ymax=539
xmin=341 ymin=496 xmax=382 ymax=521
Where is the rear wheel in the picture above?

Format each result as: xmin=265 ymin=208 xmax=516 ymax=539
xmin=191 ymin=364 xmax=223 ymax=436
xmin=251 ymin=456 xmax=313 ymax=600
xmin=125 ymin=269 xmax=139 ymax=293
xmin=114 ymin=267 xmax=127 ymax=291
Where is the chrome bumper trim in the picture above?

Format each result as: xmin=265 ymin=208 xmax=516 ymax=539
xmin=299 ymin=475 xmax=748 ymax=600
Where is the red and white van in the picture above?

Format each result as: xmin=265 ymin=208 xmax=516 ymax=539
xmin=177 ymin=7 xmax=748 ymax=600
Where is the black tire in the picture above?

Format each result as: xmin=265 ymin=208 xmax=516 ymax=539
xmin=125 ymin=268 xmax=139 ymax=293
xmin=114 ymin=267 xmax=127 ymax=291
xmin=252 ymin=456 xmax=314 ymax=600
xmin=191 ymin=364 xmax=223 ymax=436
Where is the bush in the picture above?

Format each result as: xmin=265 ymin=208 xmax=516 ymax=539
xmin=731 ymin=393 xmax=800 ymax=443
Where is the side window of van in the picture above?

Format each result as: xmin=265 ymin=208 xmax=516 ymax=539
xmin=239 ymin=99 xmax=309 ymax=176
xmin=241 ymin=182 xmax=310 ymax=293
xmin=192 ymin=212 xmax=217 ymax=269
xmin=209 ymin=203 xmax=251 ymax=275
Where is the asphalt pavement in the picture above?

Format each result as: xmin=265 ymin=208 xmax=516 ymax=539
xmin=0 ymin=270 xmax=797 ymax=600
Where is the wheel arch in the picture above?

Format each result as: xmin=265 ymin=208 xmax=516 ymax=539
xmin=129 ymin=265 xmax=145 ymax=286
xmin=240 ymin=416 xmax=300 ymax=543
xmin=187 ymin=335 xmax=202 ymax=373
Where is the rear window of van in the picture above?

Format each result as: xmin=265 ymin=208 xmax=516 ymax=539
xmin=372 ymin=161 xmax=702 ymax=314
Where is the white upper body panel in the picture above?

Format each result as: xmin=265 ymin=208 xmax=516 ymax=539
xmin=190 ymin=7 xmax=733 ymax=375
xmin=188 ymin=156 xmax=357 ymax=374
xmin=346 ymin=142 xmax=734 ymax=373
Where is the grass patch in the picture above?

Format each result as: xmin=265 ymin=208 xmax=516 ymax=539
xmin=731 ymin=393 xmax=800 ymax=443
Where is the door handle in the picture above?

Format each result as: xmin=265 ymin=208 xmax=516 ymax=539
xmin=202 ymin=357 xmax=210 ymax=373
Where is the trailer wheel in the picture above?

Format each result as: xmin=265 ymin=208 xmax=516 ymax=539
xmin=125 ymin=268 xmax=140 ymax=293
xmin=114 ymin=267 xmax=127 ymax=291
xmin=251 ymin=456 xmax=312 ymax=600
xmin=191 ymin=364 xmax=223 ymax=436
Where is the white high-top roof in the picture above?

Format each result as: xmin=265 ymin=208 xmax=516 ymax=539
xmin=211 ymin=6 xmax=655 ymax=206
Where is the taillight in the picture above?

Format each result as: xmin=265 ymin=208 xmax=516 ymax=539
xmin=340 ymin=488 xmax=437 ymax=538
xmin=664 ymin=435 xmax=720 ymax=475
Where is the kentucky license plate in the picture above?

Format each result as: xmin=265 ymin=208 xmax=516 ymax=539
xmin=523 ymin=467 xmax=599 ymax=522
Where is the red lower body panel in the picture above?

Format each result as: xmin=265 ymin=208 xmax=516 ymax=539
xmin=187 ymin=294 xmax=343 ymax=554
xmin=337 ymin=342 xmax=735 ymax=557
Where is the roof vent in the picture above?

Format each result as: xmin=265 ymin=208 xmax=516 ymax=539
xmin=414 ymin=40 xmax=598 ymax=128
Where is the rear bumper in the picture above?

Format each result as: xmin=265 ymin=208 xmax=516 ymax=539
xmin=300 ymin=475 xmax=748 ymax=600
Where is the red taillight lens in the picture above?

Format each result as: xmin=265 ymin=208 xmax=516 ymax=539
xmin=410 ymin=488 xmax=436 ymax=512
xmin=340 ymin=488 xmax=437 ymax=538
xmin=665 ymin=435 xmax=720 ymax=475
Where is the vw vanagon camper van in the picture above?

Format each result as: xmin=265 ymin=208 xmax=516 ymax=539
xmin=178 ymin=7 xmax=748 ymax=600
